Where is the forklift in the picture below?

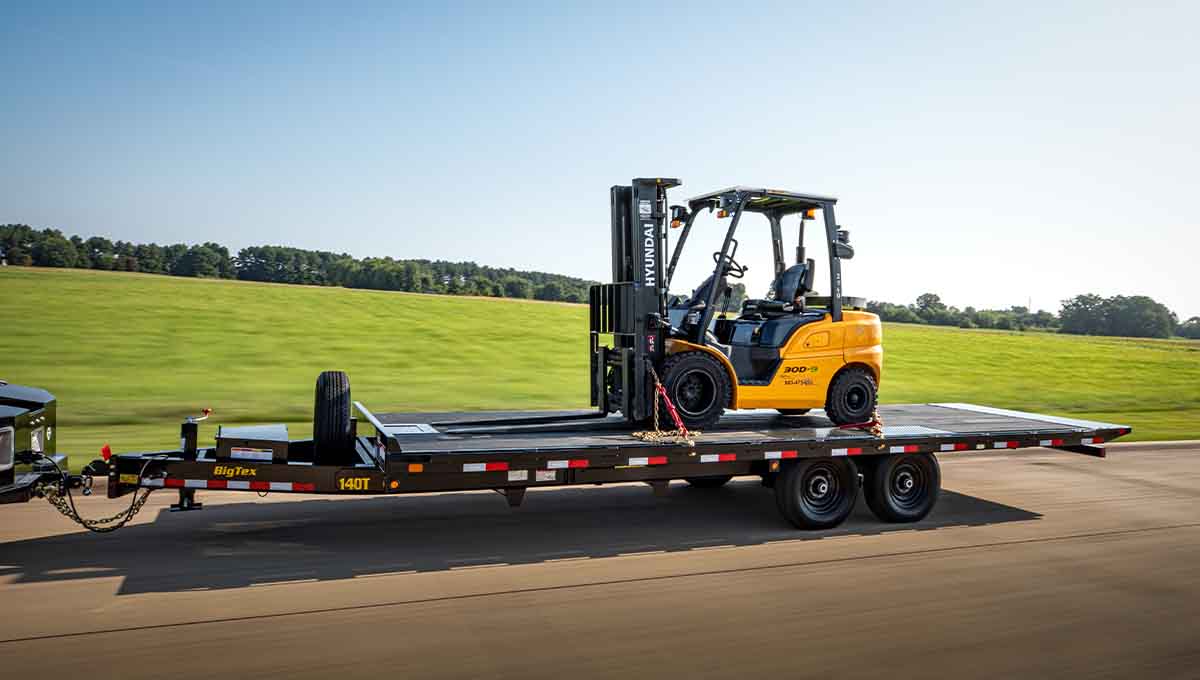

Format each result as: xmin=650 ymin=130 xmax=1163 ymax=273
xmin=590 ymin=178 xmax=882 ymax=430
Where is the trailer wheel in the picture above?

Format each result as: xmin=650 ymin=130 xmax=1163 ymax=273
xmin=863 ymin=453 xmax=940 ymax=523
xmin=658 ymin=351 xmax=732 ymax=430
xmin=774 ymin=458 xmax=858 ymax=529
xmin=824 ymin=366 xmax=877 ymax=426
xmin=685 ymin=475 xmax=733 ymax=489
xmin=314 ymin=370 xmax=353 ymax=460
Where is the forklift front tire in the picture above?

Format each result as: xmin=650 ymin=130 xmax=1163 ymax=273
xmin=658 ymin=351 xmax=732 ymax=431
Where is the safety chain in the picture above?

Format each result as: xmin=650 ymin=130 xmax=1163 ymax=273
xmin=631 ymin=364 xmax=699 ymax=447
xmin=837 ymin=407 xmax=885 ymax=438
xmin=38 ymin=482 xmax=155 ymax=533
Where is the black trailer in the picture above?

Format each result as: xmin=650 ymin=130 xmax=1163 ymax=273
xmin=0 ymin=373 xmax=1130 ymax=531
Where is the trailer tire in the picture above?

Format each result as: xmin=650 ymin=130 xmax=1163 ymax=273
xmin=863 ymin=453 xmax=940 ymax=523
xmin=658 ymin=351 xmax=731 ymax=430
xmin=314 ymin=370 xmax=353 ymax=461
xmin=685 ymin=475 xmax=733 ymax=489
xmin=774 ymin=458 xmax=858 ymax=529
xmin=824 ymin=366 xmax=877 ymax=426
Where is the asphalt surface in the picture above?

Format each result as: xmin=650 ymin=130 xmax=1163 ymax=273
xmin=1 ymin=444 xmax=1197 ymax=679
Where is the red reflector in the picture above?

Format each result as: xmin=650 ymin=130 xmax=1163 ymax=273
xmin=250 ymin=481 xmax=270 ymax=491
xmin=484 ymin=462 xmax=509 ymax=472
xmin=207 ymin=479 xmax=227 ymax=489
xmin=903 ymin=445 xmax=919 ymax=453
xmin=1008 ymin=441 xmax=1019 ymax=448
xmin=568 ymin=459 xmax=589 ymax=468
xmin=648 ymin=456 xmax=668 ymax=465
xmin=293 ymin=482 xmax=316 ymax=492
xmin=954 ymin=443 xmax=969 ymax=451
xmin=1052 ymin=439 xmax=1064 ymax=446
xmin=718 ymin=453 xmax=737 ymax=462
xmin=164 ymin=478 xmax=184 ymax=488
xmin=1093 ymin=437 xmax=1104 ymax=444
xmin=782 ymin=450 xmax=799 ymax=458
xmin=847 ymin=448 xmax=863 ymax=455
xmin=100 ymin=444 xmax=112 ymax=462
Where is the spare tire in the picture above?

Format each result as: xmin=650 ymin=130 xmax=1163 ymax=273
xmin=314 ymin=370 xmax=352 ymax=461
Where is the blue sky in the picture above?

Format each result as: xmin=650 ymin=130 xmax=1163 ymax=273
xmin=2 ymin=1 xmax=1197 ymax=317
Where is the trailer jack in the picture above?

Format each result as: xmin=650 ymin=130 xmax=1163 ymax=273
xmin=170 ymin=488 xmax=203 ymax=512
xmin=495 ymin=487 xmax=526 ymax=508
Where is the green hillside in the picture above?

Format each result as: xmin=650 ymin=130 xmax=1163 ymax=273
xmin=0 ymin=268 xmax=1196 ymax=464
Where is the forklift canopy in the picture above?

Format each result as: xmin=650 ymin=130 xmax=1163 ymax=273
xmin=687 ymin=187 xmax=838 ymax=215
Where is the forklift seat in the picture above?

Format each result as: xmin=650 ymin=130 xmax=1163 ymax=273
xmin=741 ymin=260 xmax=815 ymax=318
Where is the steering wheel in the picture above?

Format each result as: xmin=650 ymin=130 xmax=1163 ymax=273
xmin=712 ymin=251 xmax=747 ymax=278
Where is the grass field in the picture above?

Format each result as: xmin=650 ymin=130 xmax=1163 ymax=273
xmin=1 ymin=268 xmax=1197 ymax=465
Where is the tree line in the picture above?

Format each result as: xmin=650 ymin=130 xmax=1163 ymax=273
xmin=3 ymin=223 xmax=1196 ymax=339
xmin=867 ymin=292 xmax=1199 ymax=340
xmin=0 ymin=225 xmax=595 ymax=303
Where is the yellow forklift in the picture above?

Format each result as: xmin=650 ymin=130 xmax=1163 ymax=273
xmin=591 ymin=179 xmax=882 ymax=429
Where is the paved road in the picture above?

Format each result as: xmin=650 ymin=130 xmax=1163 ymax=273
xmin=1 ymin=444 xmax=1197 ymax=679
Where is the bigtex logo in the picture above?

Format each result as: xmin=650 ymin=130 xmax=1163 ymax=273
xmin=213 ymin=465 xmax=258 ymax=478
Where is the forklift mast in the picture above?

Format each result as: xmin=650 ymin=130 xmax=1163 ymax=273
xmin=590 ymin=178 xmax=679 ymax=422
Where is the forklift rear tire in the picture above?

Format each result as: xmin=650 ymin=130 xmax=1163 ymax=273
xmin=686 ymin=475 xmax=733 ymax=489
xmin=658 ymin=351 xmax=732 ymax=430
xmin=314 ymin=370 xmax=353 ymax=460
xmin=862 ymin=453 xmax=940 ymax=523
xmin=774 ymin=458 xmax=858 ymax=529
xmin=824 ymin=366 xmax=878 ymax=426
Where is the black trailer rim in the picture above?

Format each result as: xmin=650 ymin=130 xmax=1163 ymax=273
xmin=800 ymin=461 xmax=842 ymax=516
xmin=889 ymin=460 xmax=927 ymax=510
xmin=674 ymin=368 xmax=717 ymax=417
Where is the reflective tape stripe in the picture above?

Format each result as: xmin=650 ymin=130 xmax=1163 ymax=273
xmin=939 ymin=443 xmax=969 ymax=452
xmin=628 ymin=456 xmax=668 ymax=466
xmin=547 ymin=459 xmax=589 ymax=469
xmin=700 ymin=453 xmax=737 ymax=463
xmin=141 ymin=478 xmax=313 ymax=492
xmin=993 ymin=440 xmax=1019 ymax=449
xmin=1081 ymin=437 xmax=1103 ymax=445
xmin=831 ymin=447 xmax=863 ymax=456
xmin=763 ymin=450 xmax=799 ymax=460
xmin=889 ymin=445 xmax=919 ymax=454
xmin=463 ymin=462 xmax=510 ymax=472
xmin=1039 ymin=438 xmax=1065 ymax=447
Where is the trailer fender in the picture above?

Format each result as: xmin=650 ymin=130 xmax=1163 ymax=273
xmin=665 ymin=338 xmax=740 ymax=406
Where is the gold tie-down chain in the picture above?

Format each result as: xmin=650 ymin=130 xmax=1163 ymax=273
xmin=631 ymin=364 xmax=699 ymax=447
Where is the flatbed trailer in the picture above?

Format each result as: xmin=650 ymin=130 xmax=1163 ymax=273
xmin=74 ymin=401 xmax=1129 ymax=530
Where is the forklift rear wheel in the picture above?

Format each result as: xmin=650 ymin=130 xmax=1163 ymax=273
xmin=774 ymin=458 xmax=858 ymax=529
xmin=314 ymin=370 xmax=353 ymax=460
xmin=685 ymin=475 xmax=733 ymax=489
xmin=862 ymin=453 xmax=940 ymax=523
xmin=659 ymin=351 xmax=732 ymax=430
xmin=824 ymin=367 xmax=877 ymax=425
